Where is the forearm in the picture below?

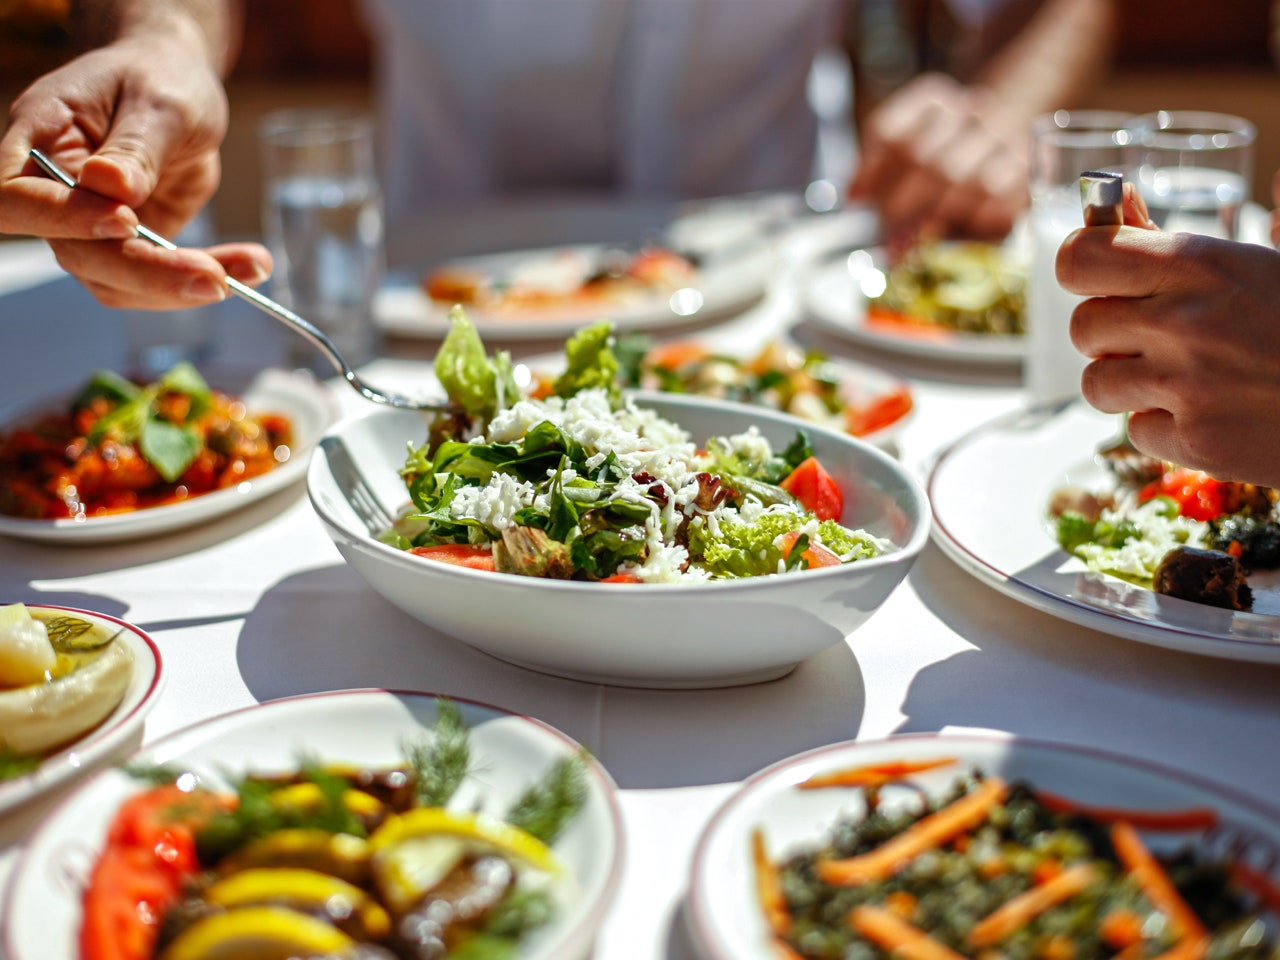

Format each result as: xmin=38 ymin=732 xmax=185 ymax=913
xmin=974 ymin=0 xmax=1116 ymax=125
xmin=70 ymin=0 xmax=238 ymax=76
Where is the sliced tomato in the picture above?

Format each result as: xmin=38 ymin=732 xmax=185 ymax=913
xmin=845 ymin=386 xmax=913 ymax=437
xmin=1139 ymin=468 xmax=1230 ymax=522
xmin=599 ymin=571 xmax=643 ymax=583
xmin=777 ymin=530 xmax=843 ymax=569
xmin=82 ymin=785 xmax=224 ymax=960
xmin=779 ymin=457 xmax=844 ymax=522
xmin=409 ymin=543 xmax=498 ymax=571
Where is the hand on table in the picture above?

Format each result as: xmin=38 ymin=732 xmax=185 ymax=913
xmin=1057 ymin=183 xmax=1280 ymax=487
xmin=849 ymin=73 xmax=1029 ymax=243
xmin=0 ymin=32 xmax=271 ymax=310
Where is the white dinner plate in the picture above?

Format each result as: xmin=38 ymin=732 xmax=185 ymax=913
xmin=0 ymin=367 xmax=340 ymax=544
xmin=802 ymin=246 xmax=1026 ymax=366
xmin=688 ymin=732 xmax=1280 ymax=960
xmin=928 ymin=399 xmax=1280 ymax=662
xmin=374 ymin=241 xmax=774 ymax=341
xmin=0 ymin=604 xmax=163 ymax=816
xmin=4 ymin=688 xmax=625 ymax=960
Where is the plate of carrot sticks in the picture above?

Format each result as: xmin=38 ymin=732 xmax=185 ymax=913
xmin=687 ymin=733 xmax=1280 ymax=960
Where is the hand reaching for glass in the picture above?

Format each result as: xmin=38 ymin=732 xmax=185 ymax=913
xmin=1056 ymin=179 xmax=1280 ymax=488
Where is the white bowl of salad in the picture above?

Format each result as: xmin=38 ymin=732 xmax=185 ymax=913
xmin=308 ymin=310 xmax=930 ymax=688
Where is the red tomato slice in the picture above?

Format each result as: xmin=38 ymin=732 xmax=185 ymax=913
xmin=1139 ymin=468 xmax=1229 ymax=522
xmin=845 ymin=386 xmax=913 ymax=437
xmin=599 ymin=571 xmax=643 ymax=583
xmin=409 ymin=543 xmax=498 ymax=571
xmin=779 ymin=457 xmax=844 ymax=522
xmin=777 ymin=530 xmax=843 ymax=569
xmin=82 ymin=785 xmax=224 ymax=960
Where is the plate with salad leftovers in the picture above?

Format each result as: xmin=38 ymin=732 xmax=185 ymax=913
xmin=0 ymin=364 xmax=339 ymax=544
xmin=928 ymin=399 xmax=1280 ymax=662
xmin=688 ymin=732 xmax=1280 ymax=960
xmin=0 ymin=602 xmax=162 ymax=816
xmin=374 ymin=240 xmax=773 ymax=341
xmin=4 ymin=689 xmax=624 ymax=960
xmin=602 ymin=336 xmax=913 ymax=449
xmin=803 ymin=241 xmax=1027 ymax=365
xmin=308 ymin=308 xmax=928 ymax=687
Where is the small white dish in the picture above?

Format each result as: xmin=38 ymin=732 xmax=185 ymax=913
xmin=4 ymin=688 xmax=624 ymax=960
xmin=929 ymin=400 xmax=1280 ymax=662
xmin=308 ymin=393 xmax=930 ymax=688
xmin=688 ymin=732 xmax=1280 ymax=960
xmin=374 ymin=241 xmax=773 ymax=341
xmin=0 ymin=367 xmax=340 ymax=544
xmin=0 ymin=604 xmax=163 ymax=816
xmin=802 ymin=246 xmax=1025 ymax=366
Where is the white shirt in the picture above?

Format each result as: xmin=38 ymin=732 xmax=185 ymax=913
xmin=359 ymin=0 xmax=841 ymax=228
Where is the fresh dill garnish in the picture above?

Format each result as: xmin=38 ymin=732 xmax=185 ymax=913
xmin=195 ymin=757 xmax=366 ymax=865
xmin=484 ymin=886 xmax=555 ymax=938
xmin=406 ymin=698 xmax=472 ymax=808
xmin=504 ymin=752 xmax=587 ymax=844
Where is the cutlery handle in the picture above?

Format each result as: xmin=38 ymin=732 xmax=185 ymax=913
xmin=1079 ymin=169 xmax=1124 ymax=227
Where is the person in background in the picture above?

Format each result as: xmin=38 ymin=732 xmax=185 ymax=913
xmin=1056 ymin=182 xmax=1280 ymax=489
xmin=849 ymin=0 xmax=1114 ymax=241
xmin=0 ymin=0 xmax=1111 ymax=310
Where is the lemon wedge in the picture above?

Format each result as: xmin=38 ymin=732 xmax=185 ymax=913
xmin=156 ymin=905 xmax=355 ymax=960
xmin=203 ymin=868 xmax=390 ymax=940
xmin=368 ymin=808 xmax=562 ymax=915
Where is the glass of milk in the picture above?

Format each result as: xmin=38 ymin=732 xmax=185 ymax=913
xmin=1025 ymin=110 xmax=1138 ymax=407
xmin=259 ymin=109 xmax=385 ymax=374
xmin=1130 ymin=111 xmax=1256 ymax=241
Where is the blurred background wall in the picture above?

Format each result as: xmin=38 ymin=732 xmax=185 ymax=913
xmin=2 ymin=0 xmax=1278 ymax=242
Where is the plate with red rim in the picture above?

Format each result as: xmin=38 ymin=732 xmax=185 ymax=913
xmin=4 ymin=688 xmax=626 ymax=960
xmin=802 ymin=245 xmax=1026 ymax=366
xmin=0 ymin=367 xmax=340 ymax=544
xmin=374 ymin=240 xmax=774 ymax=341
xmin=0 ymin=603 xmax=163 ymax=816
xmin=687 ymin=732 xmax=1280 ymax=960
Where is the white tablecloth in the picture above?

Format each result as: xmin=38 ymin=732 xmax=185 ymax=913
xmin=1 ymin=219 xmax=1277 ymax=960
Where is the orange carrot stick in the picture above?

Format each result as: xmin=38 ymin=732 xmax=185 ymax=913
xmin=1033 ymin=789 xmax=1219 ymax=832
xmin=798 ymin=757 xmax=956 ymax=791
xmin=1111 ymin=821 xmax=1208 ymax=941
xmin=752 ymin=827 xmax=792 ymax=937
xmin=1098 ymin=908 xmax=1146 ymax=950
xmin=818 ymin=777 xmax=1008 ymax=886
xmin=850 ymin=905 xmax=968 ymax=960
xmin=773 ymin=939 xmax=807 ymax=960
xmin=967 ymin=862 xmax=1096 ymax=947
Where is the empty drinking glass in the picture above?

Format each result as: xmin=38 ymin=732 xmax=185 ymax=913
xmin=259 ymin=109 xmax=385 ymax=374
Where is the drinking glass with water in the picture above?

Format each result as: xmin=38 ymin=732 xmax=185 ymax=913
xmin=1130 ymin=111 xmax=1256 ymax=241
xmin=259 ymin=109 xmax=385 ymax=374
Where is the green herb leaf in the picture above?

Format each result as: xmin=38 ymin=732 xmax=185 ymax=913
xmin=157 ymin=362 xmax=212 ymax=419
xmin=139 ymin=418 xmax=202 ymax=482
xmin=504 ymin=752 xmax=587 ymax=845
xmin=0 ymin=748 xmax=40 ymax=782
xmin=72 ymin=370 xmax=140 ymax=410
xmin=407 ymin=698 xmax=471 ymax=808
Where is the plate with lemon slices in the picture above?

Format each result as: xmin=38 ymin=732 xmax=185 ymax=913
xmin=3 ymin=689 xmax=624 ymax=960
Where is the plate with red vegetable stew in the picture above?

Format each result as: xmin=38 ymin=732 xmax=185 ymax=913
xmin=0 ymin=365 xmax=339 ymax=544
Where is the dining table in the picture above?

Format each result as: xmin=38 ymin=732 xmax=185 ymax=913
xmin=0 ymin=196 xmax=1278 ymax=960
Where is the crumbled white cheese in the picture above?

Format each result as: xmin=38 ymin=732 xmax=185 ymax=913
xmin=449 ymin=473 xmax=537 ymax=532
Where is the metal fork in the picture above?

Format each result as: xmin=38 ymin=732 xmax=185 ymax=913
xmin=319 ymin=436 xmax=398 ymax=534
xmin=28 ymin=149 xmax=456 ymax=414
